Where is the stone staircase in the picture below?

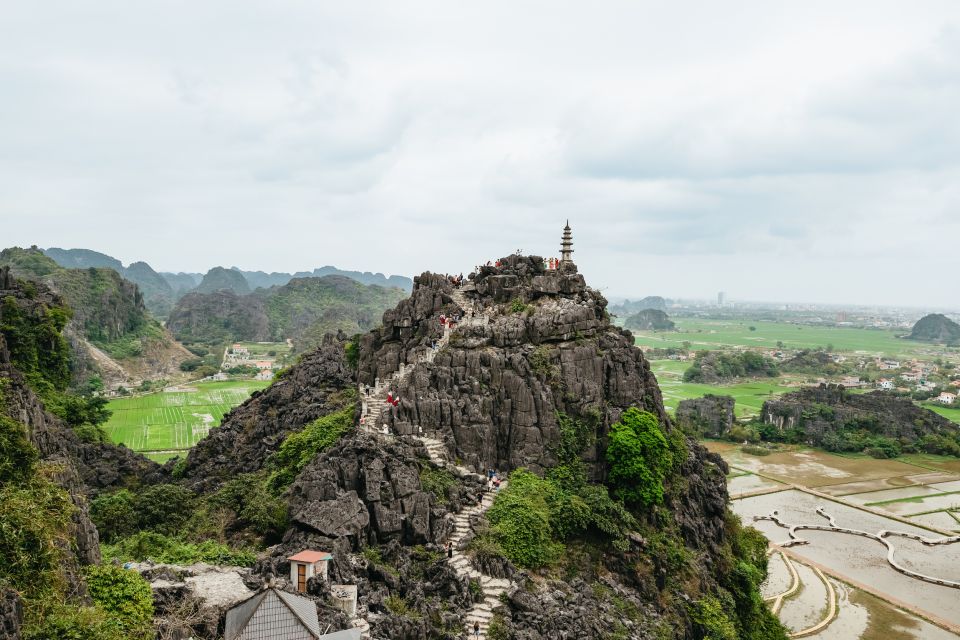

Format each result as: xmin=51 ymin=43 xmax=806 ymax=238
xmin=354 ymin=285 xmax=510 ymax=638
xmin=448 ymin=486 xmax=510 ymax=639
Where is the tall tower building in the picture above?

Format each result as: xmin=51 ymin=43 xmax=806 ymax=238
xmin=560 ymin=221 xmax=574 ymax=264
xmin=717 ymin=291 xmax=726 ymax=307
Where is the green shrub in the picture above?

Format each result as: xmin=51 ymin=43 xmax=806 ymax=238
xmin=102 ymin=531 xmax=256 ymax=566
xmin=90 ymin=489 xmax=138 ymax=543
xmin=83 ymin=565 xmax=154 ymax=639
xmin=419 ymin=466 xmax=457 ymax=505
xmin=486 ymin=469 xmax=563 ymax=568
xmin=208 ymin=473 xmax=288 ymax=541
xmin=605 ymin=409 xmax=672 ymax=509
xmin=690 ymin=595 xmax=738 ymax=640
xmin=23 ymin=604 xmax=127 ymax=640
xmin=134 ymin=484 xmax=197 ymax=534
xmin=0 ymin=414 xmax=38 ymax=484
xmin=268 ymin=403 xmax=356 ymax=490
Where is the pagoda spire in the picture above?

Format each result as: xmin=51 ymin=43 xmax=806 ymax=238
xmin=560 ymin=220 xmax=574 ymax=264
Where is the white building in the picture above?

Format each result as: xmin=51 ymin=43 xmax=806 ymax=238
xmin=877 ymin=379 xmax=895 ymax=390
xmin=936 ymin=392 xmax=957 ymax=405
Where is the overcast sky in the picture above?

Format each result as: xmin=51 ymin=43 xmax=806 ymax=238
xmin=3 ymin=2 xmax=959 ymax=308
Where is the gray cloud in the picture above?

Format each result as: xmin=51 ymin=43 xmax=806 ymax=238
xmin=1 ymin=1 xmax=959 ymax=308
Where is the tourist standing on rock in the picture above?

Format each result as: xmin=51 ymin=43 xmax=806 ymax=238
xmin=474 ymin=621 xmax=480 ymax=637
xmin=446 ymin=542 xmax=453 ymax=559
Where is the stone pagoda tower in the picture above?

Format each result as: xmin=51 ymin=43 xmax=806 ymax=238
xmin=560 ymin=220 xmax=574 ymax=264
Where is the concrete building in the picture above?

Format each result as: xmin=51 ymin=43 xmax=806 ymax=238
xmin=288 ymin=550 xmax=332 ymax=593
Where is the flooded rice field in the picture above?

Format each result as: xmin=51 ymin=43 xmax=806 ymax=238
xmin=714 ymin=443 xmax=960 ymax=635
xmin=705 ymin=443 xmax=922 ymax=487
xmin=777 ymin=561 xmax=830 ymax=633
xmin=727 ymin=472 xmax=786 ymax=497
xmin=807 ymin=579 xmax=959 ymax=640
xmin=733 ymin=489 xmax=960 ymax=629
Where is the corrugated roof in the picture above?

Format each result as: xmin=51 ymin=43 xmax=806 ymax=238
xmin=318 ymin=629 xmax=363 ymax=640
xmin=288 ymin=550 xmax=333 ymax=563
xmin=223 ymin=588 xmax=321 ymax=640
xmin=276 ymin=589 xmax=322 ymax=637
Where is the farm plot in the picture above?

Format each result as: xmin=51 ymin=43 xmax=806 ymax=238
xmin=103 ymin=380 xmax=270 ymax=455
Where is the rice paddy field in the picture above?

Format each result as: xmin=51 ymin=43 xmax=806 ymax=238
xmin=650 ymin=358 xmax=800 ymax=417
xmin=103 ymin=379 xmax=270 ymax=461
xmin=632 ymin=318 xmax=944 ymax=359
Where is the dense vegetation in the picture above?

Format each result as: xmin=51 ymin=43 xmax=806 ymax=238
xmin=683 ymin=350 xmax=779 ymax=383
xmin=1 ymin=247 xmax=168 ymax=361
xmin=473 ymin=408 xmax=786 ymax=639
xmin=0 ymin=404 xmax=151 ymax=638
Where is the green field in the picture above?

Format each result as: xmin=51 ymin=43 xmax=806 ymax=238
xmin=103 ymin=380 xmax=270 ymax=460
xmin=650 ymin=359 xmax=795 ymax=417
xmin=922 ymin=401 xmax=960 ymax=423
xmin=632 ymin=318 xmax=941 ymax=359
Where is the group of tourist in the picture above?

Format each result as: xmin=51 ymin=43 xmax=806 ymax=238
xmin=439 ymin=313 xmax=461 ymax=329
xmin=543 ymin=256 xmax=562 ymax=270
xmin=446 ymin=273 xmax=465 ymax=288
xmin=385 ymin=391 xmax=400 ymax=407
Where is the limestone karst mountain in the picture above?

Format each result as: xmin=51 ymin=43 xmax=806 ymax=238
xmin=170 ymin=254 xmax=784 ymax=639
xmin=908 ymin=313 xmax=960 ymax=344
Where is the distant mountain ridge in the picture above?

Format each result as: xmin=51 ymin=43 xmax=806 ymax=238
xmin=41 ymin=247 xmax=414 ymax=318
xmin=167 ymin=274 xmax=407 ymax=352
xmin=1 ymin=247 xmax=191 ymax=389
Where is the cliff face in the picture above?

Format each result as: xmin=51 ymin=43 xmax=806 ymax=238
xmin=359 ymin=257 xmax=667 ymax=480
xmin=675 ymin=395 xmax=736 ymax=438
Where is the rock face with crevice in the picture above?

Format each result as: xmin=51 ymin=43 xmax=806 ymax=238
xmin=676 ymin=395 xmax=736 ymax=438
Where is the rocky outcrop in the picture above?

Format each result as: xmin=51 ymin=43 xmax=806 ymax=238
xmin=0 ymin=588 xmax=22 ymax=640
xmin=358 ymin=256 xmax=667 ymax=480
xmin=762 ymin=384 xmax=957 ymax=444
xmin=624 ymin=308 xmax=675 ymax=331
xmin=180 ymin=332 xmax=356 ymax=489
xmin=675 ymin=395 xmax=736 ymax=438
xmin=285 ymin=434 xmax=473 ymax=548
xmin=908 ymin=313 xmax=960 ymax=343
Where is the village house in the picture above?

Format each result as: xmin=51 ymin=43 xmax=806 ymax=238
xmin=839 ymin=376 xmax=865 ymax=388
xmin=936 ymin=392 xmax=957 ymax=405
xmin=255 ymin=360 xmax=274 ymax=370
xmin=878 ymin=360 xmax=901 ymax=371
xmin=224 ymin=588 xmax=322 ymax=640
xmin=876 ymin=378 xmax=895 ymax=390
xmin=901 ymin=372 xmax=920 ymax=382
xmin=288 ymin=550 xmax=332 ymax=593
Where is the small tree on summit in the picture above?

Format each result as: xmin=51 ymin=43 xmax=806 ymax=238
xmin=605 ymin=408 xmax=672 ymax=509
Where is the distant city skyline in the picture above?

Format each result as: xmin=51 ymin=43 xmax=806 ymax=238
xmin=4 ymin=2 xmax=960 ymax=308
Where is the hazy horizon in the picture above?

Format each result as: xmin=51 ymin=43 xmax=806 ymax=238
xmin=4 ymin=2 xmax=960 ymax=308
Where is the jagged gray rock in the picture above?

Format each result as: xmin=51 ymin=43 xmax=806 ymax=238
xmin=675 ymin=395 xmax=736 ymax=438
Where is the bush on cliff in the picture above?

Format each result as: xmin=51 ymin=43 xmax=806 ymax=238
xmin=605 ymin=408 xmax=673 ymax=509
xmin=83 ymin=565 xmax=154 ymax=639
xmin=267 ymin=402 xmax=357 ymax=490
